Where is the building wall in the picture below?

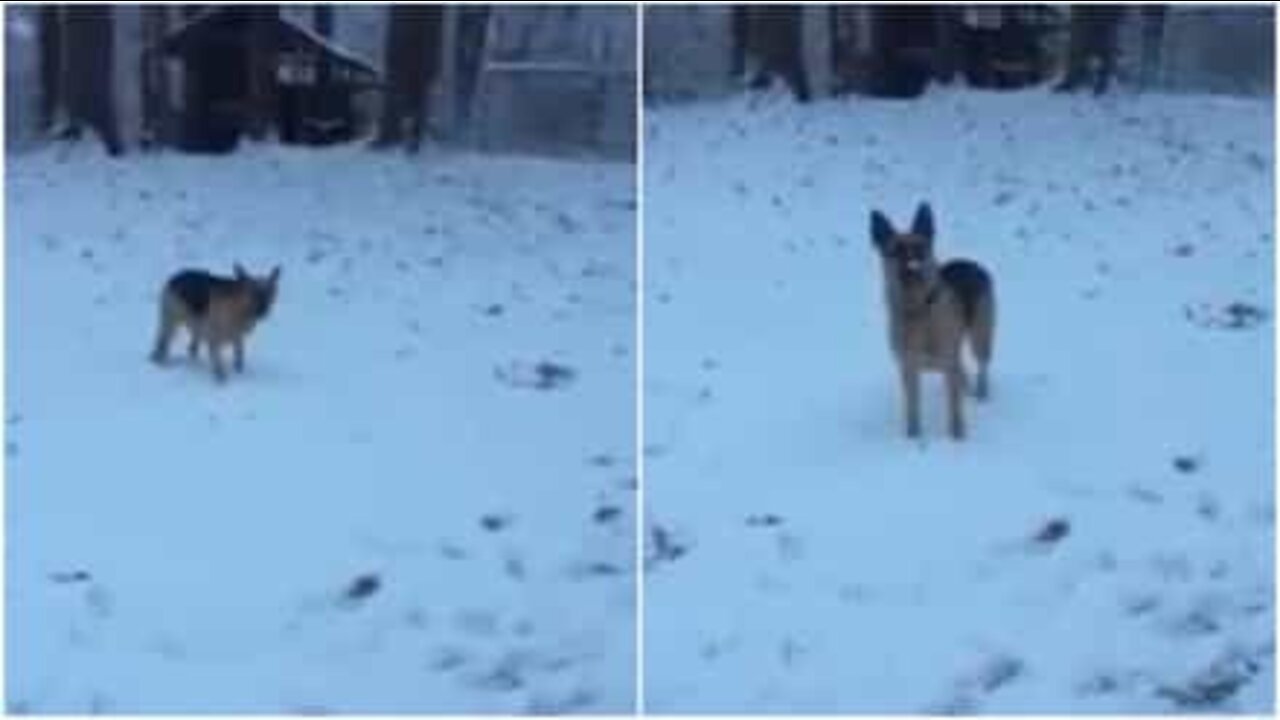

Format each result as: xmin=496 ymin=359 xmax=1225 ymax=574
xmin=468 ymin=5 xmax=636 ymax=159
xmin=5 ymin=6 xmax=41 ymax=152
xmin=1157 ymin=6 xmax=1273 ymax=96
xmin=643 ymin=5 xmax=734 ymax=101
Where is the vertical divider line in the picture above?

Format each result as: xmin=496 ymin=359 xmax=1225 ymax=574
xmin=633 ymin=2 xmax=646 ymax=715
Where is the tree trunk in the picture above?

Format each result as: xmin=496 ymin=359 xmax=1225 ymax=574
xmin=38 ymin=5 xmax=66 ymax=131
xmin=140 ymin=4 xmax=168 ymax=148
xmin=375 ymin=4 xmax=443 ymax=152
xmin=741 ymin=5 xmax=811 ymax=102
xmin=64 ymin=4 xmax=122 ymax=155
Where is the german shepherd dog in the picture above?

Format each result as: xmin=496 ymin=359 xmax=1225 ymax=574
xmin=150 ymin=264 xmax=280 ymax=383
xmin=871 ymin=203 xmax=995 ymax=440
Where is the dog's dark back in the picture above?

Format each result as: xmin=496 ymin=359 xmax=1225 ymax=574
xmin=166 ymin=269 xmax=236 ymax=317
xmin=166 ymin=268 xmax=276 ymax=320
xmin=939 ymin=259 xmax=992 ymax=327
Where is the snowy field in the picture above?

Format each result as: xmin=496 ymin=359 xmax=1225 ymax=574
xmin=644 ymin=88 xmax=1274 ymax=713
xmin=7 ymin=142 xmax=635 ymax=713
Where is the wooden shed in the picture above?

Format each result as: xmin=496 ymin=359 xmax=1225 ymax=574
xmin=155 ymin=7 xmax=380 ymax=152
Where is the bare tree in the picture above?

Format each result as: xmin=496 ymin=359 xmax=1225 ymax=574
xmin=374 ymin=4 xmax=443 ymax=152
xmin=60 ymin=4 xmax=123 ymax=155
xmin=732 ymin=5 xmax=811 ymax=102
xmin=140 ymin=5 xmax=170 ymax=148
xmin=38 ymin=5 xmax=66 ymax=131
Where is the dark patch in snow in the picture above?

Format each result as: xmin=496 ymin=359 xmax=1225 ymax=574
xmin=746 ymin=513 xmax=784 ymax=527
xmin=933 ymin=653 xmax=1026 ymax=713
xmin=480 ymin=513 xmax=512 ymax=533
xmin=1076 ymin=670 xmax=1135 ymax=697
xmin=49 ymin=570 xmax=92 ymax=584
xmin=646 ymin=524 xmax=688 ymax=570
xmin=428 ymin=645 xmax=468 ymax=673
xmin=1244 ymin=151 xmax=1268 ymax=173
xmin=1123 ymin=594 xmax=1161 ymax=616
xmin=1167 ymin=608 xmax=1221 ymax=637
xmin=1127 ymin=485 xmax=1165 ymax=504
xmin=483 ymin=303 xmax=504 ymax=317
xmin=1173 ymin=455 xmax=1201 ymax=473
xmin=593 ymin=505 xmax=622 ymax=524
xmin=494 ymin=360 xmax=577 ymax=391
xmin=569 ymin=561 xmax=624 ymax=579
xmin=341 ymin=573 xmax=381 ymax=603
xmin=527 ymin=688 xmax=597 ymax=714
xmin=1156 ymin=648 xmax=1264 ymax=709
xmin=779 ymin=637 xmax=806 ymax=667
xmin=1032 ymin=517 xmax=1071 ymax=546
xmin=471 ymin=653 xmax=526 ymax=692
xmin=553 ymin=212 xmax=581 ymax=234
xmin=1185 ymin=302 xmax=1268 ymax=330
xmin=438 ymin=542 xmax=468 ymax=560
xmin=977 ymin=655 xmax=1024 ymax=693
xmin=588 ymin=453 xmax=616 ymax=468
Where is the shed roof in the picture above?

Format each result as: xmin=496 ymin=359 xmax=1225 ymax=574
xmin=156 ymin=8 xmax=380 ymax=81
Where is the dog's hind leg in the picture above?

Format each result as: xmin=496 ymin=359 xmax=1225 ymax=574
xmin=232 ymin=338 xmax=245 ymax=373
xmin=900 ymin=362 xmax=923 ymax=438
xmin=946 ymin=364 xmax=967 ymax=440
xmin=208 ymin=340 xmax=228 ymax=383
xmin=970 ymin=292 xmax=996 ymax=400
xmin=149 ymin=294 xmax=179 ymax=364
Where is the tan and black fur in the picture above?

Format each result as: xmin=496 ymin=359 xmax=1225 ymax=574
xmin=871 ymin=203 xmax=995 ymax=440
xmin=150 ymin=263 xmax=280 ymax=383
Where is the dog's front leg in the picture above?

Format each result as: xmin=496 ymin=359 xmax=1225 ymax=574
xmin=233 ymin=339 xmax=245 ymax=373
xmin=209 ymin=342 xmax=228 ymax=383
xmin=900 ymin=362 xmax=922 ymax=438
xmin=946 ymin=364 xmax=966 ymax=440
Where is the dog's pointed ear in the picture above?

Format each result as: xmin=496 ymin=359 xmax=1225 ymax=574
xmin=233 ymin=262 xmax=248 ymax=280
xmin=269 ymin=265 xmax=281 ymax=285
xmin=911 ymin=202 xmax=934 ymax=241
xmin=870 ymin=210 xmax=895 ymax=253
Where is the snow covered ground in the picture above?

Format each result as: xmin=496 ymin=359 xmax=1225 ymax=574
xmin=644 ymin=88 xmax=1274 ymax=713
xmin=7 ymin=142 xmax=635 ymax=713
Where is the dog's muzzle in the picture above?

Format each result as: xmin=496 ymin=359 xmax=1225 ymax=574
xmin=898 ymin=259 xmax=926 ymax=282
